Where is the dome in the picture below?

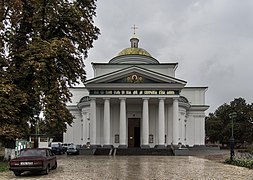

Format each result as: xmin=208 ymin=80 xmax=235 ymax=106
xmin=118 ymin=47 xmax=152 ymax=57
xmin=109 ymin=36 xmax=159 ymax=64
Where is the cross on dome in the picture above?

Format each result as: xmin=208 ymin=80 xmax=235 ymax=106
xmin=131 ymin=25 xmax=138 ymax=35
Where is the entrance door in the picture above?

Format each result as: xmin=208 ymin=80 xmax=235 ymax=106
xmin=128 ymin=118 xmax=140 ymax=148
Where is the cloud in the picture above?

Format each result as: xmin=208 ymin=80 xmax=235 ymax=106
xmin=84 ymin=0 xmax=253 ymax=113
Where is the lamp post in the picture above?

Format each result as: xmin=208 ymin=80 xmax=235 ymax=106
xmin=229 ymin=112 xmax=237 ymax=160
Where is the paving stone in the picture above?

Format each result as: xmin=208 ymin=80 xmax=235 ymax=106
xmin=1 ymin=155 xmax=252 ymax=179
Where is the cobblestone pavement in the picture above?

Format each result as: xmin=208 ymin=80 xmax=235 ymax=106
xmin=1 ymin=155 xmax=252 ymax=180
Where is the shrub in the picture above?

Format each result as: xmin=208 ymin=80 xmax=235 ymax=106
xmin=0 ymin=162 xmax=9 ymax=172
xmin=225 ymin=158 xmax=253 ymax=169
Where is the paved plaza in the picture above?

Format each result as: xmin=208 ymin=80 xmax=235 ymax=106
xmin=1 ymin=155 xmax=252 ymax=180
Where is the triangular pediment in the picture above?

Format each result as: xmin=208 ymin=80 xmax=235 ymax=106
xmin=85 ymin=66 xmax=186 ymax=86
xmin=108 ymin=73 xmax=177 ymax=84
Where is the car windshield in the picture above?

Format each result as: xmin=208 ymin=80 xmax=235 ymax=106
xmin=19 ymin=149 xmax=46 ymax=157
xmin=68 ymin=145 xmax=76 ymax=149
xmin=51 ymin=144 xmax=60 ymax=147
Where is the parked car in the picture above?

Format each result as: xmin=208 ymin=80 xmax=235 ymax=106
xmin=50 ymin=142 xmax=64 ymax=155
xmin=9 ymin=148 xmax=57 ymax=176
xmin=66 ymin=145 xmax=79 ymax=155
xmin=62 ymin=143 xmax=73 ymax=152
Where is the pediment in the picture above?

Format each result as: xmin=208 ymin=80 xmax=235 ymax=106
xmin=108 ymin=73 xmax=177 ymax=84
xmin=85 ymin=66 xmax=186 ymax=85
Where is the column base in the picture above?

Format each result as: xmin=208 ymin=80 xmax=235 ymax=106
xmin=141 ymin=145 xmax=150 ymax=149
xmin=118 ymin=145 xmax=128 ymax=149
xmin=154 ymin=145 xmax=166 ymax=149
xmin=103 ymin=145 xmax=114 ymax=148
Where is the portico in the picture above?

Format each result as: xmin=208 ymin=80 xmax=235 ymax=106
xmin=87 ymin=94 xmax=182 ymax=148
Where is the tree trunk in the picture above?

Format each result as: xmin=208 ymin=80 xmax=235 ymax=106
xmin=4 ymin=148 xmax=15 ymax=161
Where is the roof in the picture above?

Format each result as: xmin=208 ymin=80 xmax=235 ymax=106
xmin=117 ymin=47 xmax=151 ymax=57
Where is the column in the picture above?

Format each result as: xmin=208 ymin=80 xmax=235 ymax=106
xmin=142 ymin=98 xmax=150 ymax=148
xmin=172 ymin=98 xmax=179 ymax=145
xmin=119 ymin=98 xmax=127 ymax=148
xmin=103 ymin=98 xmax=112 ymax=147
xmin=90 ymin=98 xmax=97 ymax=147
xmin=158 ymin=98 xmax=165 ymax=148
xmin=81 ymin=109 xmax=86 ymax=144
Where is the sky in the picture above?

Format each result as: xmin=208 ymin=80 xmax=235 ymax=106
xmin=83 ymin=0 xmax=253 ymax=114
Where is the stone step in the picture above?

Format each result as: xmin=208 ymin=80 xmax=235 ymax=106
xmin=115 ymin=148 xmax=174 ymax=156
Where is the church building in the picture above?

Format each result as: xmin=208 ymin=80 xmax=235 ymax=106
xmin=64 ymin=34 xmax=209 ymax=149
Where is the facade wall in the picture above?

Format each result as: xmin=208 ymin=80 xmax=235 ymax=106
xmin=181 ymin=88 xmax=207 ymax=105
xmin=149 ymin=103 xmax=157 ymax=147
xmin=93 ymin=64 xmax=176 ymax=78
xmin=65 ymin=90 xmax=207 ymax=147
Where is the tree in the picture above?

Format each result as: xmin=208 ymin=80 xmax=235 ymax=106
xmin=0 ymin=0 xmax=99 ymax=148
xmin=206 ymin=98 xmax=253 ymax=146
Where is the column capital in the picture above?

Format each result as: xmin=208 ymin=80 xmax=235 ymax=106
xmin=158 ymin=97 xmax=166 ymax=100
xmin=103 ymin=97 xmax=110 ymax=100
xmin=142 ymin=97 xmax=149 ymax=100
xmin=90 ymin=97 xmax=96 ymax=101
xmin=119 ymin=98 xmax=126 ymax=100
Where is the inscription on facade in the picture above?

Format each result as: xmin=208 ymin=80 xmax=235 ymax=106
xmin=90 ymin=90 xmax=179 ymax=95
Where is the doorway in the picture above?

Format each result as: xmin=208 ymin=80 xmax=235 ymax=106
xmin=128 ymin=118 xmax=140 ymax=148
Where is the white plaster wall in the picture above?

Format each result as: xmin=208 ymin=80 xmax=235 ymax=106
xmin=179 ymin=107 xmax=187 ymax=145
xmin=181 ymin=88 xmax=207 ymax=105
xmin=93 ymin=64 xmax=176 ymax=78
xmin=64 ymin=110 xmax=82 ymax=144
xmin=67 ymin=88 xmax=89 ymax=106
xmin=111 ymin=104 xmax=120 ymax=147
xmin=81 ymin=107 xmax=91 ymax=145
xmin=166 ymin=104 xmax=173 ymax=145
xmin=185 ymin=111 xmax=206 ymax=146
xmin=149 ymin=104 xmax=157 ymax=148
xmin=97 ymin=104 xmax=102 ymax=145
xmin=186 ymin=113 xmax=195 ymax=146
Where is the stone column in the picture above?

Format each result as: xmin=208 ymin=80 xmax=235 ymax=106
xmin=103 ymin=98 xmax=112 ymax=147
xmin=158 ymin=98 xmax=165 ymax=148
xmin=81 ymin=109 xmax=86 ymax=144
xmin=172 ymin=98 xmax=179 ymax=145
xmin=141 ymin=98 xmax=150 ymax=148
xmin=119 ymin=98 xmax=127 ymax=148
xmin=90 ymin=98 xmax=97 ymax=147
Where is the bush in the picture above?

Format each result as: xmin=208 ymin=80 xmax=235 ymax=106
xmin=225 ymin=158 xmax=253 ymax=169
xmin=0 ymin=161 xmax=9 ymax=172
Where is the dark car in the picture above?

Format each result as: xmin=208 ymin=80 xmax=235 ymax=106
xmin=9 ymin=148 xmax=57 ymax=176
xmin=66 ymin=145 xmax=79 ymax=155
xmin=51 ymin=142 xmax=64 ymax=155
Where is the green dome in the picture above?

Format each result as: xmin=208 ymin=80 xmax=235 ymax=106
xmin=118 ymin=47 xmax=152 ymax=57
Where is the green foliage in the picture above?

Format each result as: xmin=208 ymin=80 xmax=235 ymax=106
xmin=225 ymin=158 xmax=253 ymax=169
xmin=206 ymin=98 xmax=253 ymax=145
xmin=0 ymin=161 xmax=9 ymax=172
xmin=0 ymin=0 xmax=99 ymax=142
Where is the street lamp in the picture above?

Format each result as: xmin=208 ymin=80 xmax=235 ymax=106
xmin=229 ymin=112 xmax=237 ymax=160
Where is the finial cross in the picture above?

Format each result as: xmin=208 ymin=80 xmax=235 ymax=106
xmin=131 ymin=25 xmax=138 ymax=35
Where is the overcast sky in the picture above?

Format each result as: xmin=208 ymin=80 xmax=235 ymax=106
xmin=83 ymin=0 xmax=253 ymax=114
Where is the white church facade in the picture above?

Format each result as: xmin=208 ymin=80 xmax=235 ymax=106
xmin=64 ymin=36 xmax=209 ymax=148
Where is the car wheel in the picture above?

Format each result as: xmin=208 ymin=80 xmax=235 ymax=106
xmin=52 ymin=161 xmax=57 ymax=169
xmin=44 ymin=165 xmax=49 ymax=175
xmin=14 ymin=171 xmax=21 ymax=176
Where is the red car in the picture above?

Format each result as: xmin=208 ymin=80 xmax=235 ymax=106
xmin=9 ymin=148 xmax=57 ymax=176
